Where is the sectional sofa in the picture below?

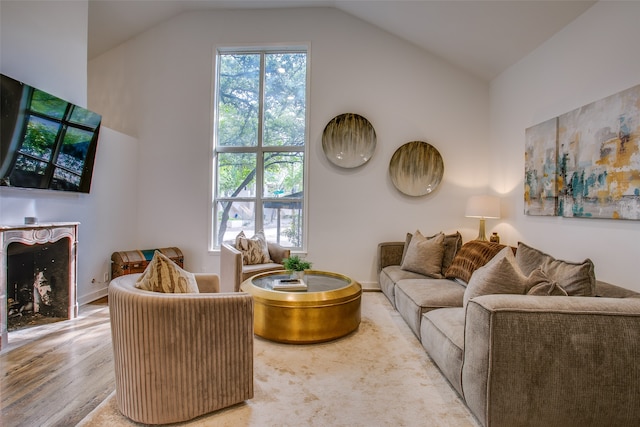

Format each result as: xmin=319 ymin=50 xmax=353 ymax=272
xmin=378 ymin=233 xmax=640 ymax=427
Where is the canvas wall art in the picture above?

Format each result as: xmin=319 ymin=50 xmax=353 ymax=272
xmin=558 ymin=84 xmax=640 ymax=219
xmin=525 ymin=117 xmax=558 ymax=216
xmin=524 ymin=84 xmax=640 ymax=220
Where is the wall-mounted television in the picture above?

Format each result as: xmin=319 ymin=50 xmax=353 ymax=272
xmin=1 ymin=73 xmax=101 ymax=193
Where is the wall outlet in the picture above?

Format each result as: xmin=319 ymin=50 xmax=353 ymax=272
xmin=103 ymin=272 xmax=110 ymax=282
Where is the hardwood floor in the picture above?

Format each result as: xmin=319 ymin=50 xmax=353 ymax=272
xmin=0 ymin=298 xmax=114 ymax=427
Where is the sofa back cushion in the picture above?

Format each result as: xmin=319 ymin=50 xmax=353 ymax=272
xmin=515 ymin=242 xmax=595 ymax=296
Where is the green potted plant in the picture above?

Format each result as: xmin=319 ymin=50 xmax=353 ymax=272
xmin=282 ymin=255 xmax=312 ymax=279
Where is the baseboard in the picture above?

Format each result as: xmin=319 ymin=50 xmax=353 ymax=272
xmin=78 ymin=286 xmax=108 ymax=306
xmin=359 ymin=280 xmax=380 ymax=292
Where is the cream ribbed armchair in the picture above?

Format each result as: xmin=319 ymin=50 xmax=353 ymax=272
xmin=108 ymin=273 xmax=254 ymax=425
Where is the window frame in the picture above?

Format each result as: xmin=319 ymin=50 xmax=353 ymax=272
xmin=209 ymin=44 xmax=310 ymax=252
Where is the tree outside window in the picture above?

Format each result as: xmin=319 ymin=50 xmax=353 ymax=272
xmin=212 ymin=48 xmax=308 ymax=249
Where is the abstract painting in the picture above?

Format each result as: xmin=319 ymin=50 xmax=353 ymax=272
xmin=525 ymin=117 xmax=558 ymax=216
xmin=524 ymin=84 xmax=640 ymax=220
xmin=558 ymin=84 xmax=640 ymax=219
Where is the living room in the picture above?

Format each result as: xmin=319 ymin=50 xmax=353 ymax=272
xmin=3 ymin=1 xmax=639 ymax=303
xmin=1 ymin=1 xmax=640 ymax=423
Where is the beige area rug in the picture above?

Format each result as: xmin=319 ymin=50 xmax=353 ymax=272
xmin=78 ymin=292 xmax=480 ymax=426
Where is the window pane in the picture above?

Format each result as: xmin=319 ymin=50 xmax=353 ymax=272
xmin=263 ymin=151 xmax=304 ymax=197
xmin=215 ymin=200 xmax=255 ymax=246
xmin=30 ymin=89 xmax=68 ymax=120
xmin=9 ymin=154 xmax=48 ymax=188
xmin=20 ymin=115 xmax=60 ymax=161
xmin=216 ymin=152 xmax=256 ymax=197
xmin=51 ymin=167 xmax=81 ymax=191
xmin=263 ymin=201 xmax=303 ymax=248
xmin=263 ymin=53 xmax=306 ymax=147
xmin=217 ymin=54 xmax=260 ymax=147
xmin=69 ymin=106 xmax=102 ymax=128
xmin=58 ymin=127 xmax=93 ymax=174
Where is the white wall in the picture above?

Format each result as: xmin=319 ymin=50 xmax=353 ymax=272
xmin=1 ymin=1 xmax=139 ymax=303
xmin=89 ymin=8 xmax=491 ymax=291
xmin=490 ymin=1 xmax=640 ymax=291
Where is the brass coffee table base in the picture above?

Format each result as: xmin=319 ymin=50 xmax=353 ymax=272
xmin=240 ymin=270 xmax=362 ymax=344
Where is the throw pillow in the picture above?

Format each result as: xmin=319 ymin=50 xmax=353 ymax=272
xmin=235 ymin=230 xmax=272 ymax=265
xmin=401 ymin=231 xmax=462 ymax=274
xmin=136 ymin=251 xmax=199 ymax=293
xmin=400 ymin=231 xmax=445 ymax=278
xmin=463 ymin=247 xmax=527 ymax=308
xmin=440 ymin=231 xmax=463 ymax=273
xmin=526 ymin=268 xmax=568 ymax=296
xmin=445 ymin=240 xmax=506 ymax=284
xmin=515 ymin=242 xmax=596 ymax=296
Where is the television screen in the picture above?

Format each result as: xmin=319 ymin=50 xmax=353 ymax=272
xmin=0 ymin=73 xmax=101 ymax=193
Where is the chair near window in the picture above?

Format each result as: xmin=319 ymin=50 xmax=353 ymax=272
xmin=109 ymin=272 xmax=254 ymax=424
xmin=221 ymin=239 xmax=290 ymax=292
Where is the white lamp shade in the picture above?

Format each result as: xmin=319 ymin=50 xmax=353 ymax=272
xmin=465 ymin=195 xmax=500 ymax=219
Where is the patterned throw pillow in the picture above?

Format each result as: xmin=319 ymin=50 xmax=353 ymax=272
xmin=463 ymin=247 xmax=528 ymax=308
xmin=136 ymin=251 xmax=199 ymax=293
xmin=235 ymin=230 xmax=272 ymax=265
xmin=400 ymin=231 xmax=445 ymax=278
xmin=515 ymin=242 xmax=595 ymax=296
xmin=445 ymin=240 xmax=506 ymax=284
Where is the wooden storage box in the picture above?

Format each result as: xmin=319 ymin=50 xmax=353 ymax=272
xmin=111 ymin=247 xmax=184 ymax=279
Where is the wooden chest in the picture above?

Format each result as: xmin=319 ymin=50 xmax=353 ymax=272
xmin=111 ymin=247 xmax=184 ymax=279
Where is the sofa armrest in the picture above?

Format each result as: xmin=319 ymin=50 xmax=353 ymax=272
xmin=462 ymin=294 xmax=640 ymax=427
xmin=267 ymin=242 xmax=290 ymax=264
xmin=377 ymin=241 xmax=405 ymax=272
xmin=220 ymin=243 xmax=243 ymax=292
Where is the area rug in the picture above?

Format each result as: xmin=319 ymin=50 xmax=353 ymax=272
xmin=78 ymin=292 xmax=479 ymax=426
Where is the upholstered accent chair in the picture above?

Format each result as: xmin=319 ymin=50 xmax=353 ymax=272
xmin=108 ymin=273 xmax=254 ymax=425
xmin=221 ymin=241 xmax=290 ymax=292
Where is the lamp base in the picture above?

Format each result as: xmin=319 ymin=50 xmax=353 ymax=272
xmin=475 ymin=218 xmax=488 ymax=241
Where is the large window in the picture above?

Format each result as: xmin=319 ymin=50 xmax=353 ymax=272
xmin=212 ymin=47 xmax=308 ymax=250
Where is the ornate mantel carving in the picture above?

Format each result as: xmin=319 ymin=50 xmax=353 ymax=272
xmin=0 ymin=222 xmax=79 ymax=350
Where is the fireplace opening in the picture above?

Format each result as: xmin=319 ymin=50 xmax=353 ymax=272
xmin=7 ymin=239 xmax=70 ymax=332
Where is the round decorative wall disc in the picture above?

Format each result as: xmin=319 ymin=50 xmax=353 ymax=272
xmin=389 ymin=141 xmax=444 ymax=196
xmin=322 ymin=113 xmax=377 ymax=168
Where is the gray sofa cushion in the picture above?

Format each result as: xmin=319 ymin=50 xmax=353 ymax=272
xmin=420 ymin=308 xmax=465 ymax=396
xmin=380 ymin=266 xmax=428 ymax=308
xmin=515 ymin=242 xmax=596 ymax=296
xmin=394 ymin=278 xmax=465 ymax=339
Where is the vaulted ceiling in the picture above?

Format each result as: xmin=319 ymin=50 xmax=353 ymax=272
xmin=88 ymin=0 xmax=596 ymax=81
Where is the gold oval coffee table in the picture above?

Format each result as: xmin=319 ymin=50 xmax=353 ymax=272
xmin=240 ymin=270 xmax=362 ymax=344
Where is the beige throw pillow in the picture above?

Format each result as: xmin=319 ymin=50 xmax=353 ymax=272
xmin=516 ymin=242 xmax=595 ymax=296
xmin=400 ymin=231 xmax=445 ymax=278
xmin=236 ymin=230 xmax=272 ymax=265
xmin=136 ymin=251 xmax=199 ymax=293
xmin=463 ymin=247 xmax=527 ymax=308
xmin=526 ymin=267 xmax=568 ymax=296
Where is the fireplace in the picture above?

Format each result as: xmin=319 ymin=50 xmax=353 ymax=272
xmin=1 ymin=223 xmax=78 ymax=350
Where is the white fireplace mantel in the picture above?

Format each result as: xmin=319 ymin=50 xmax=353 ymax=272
xmin=0 ymin=222 xmax=79 ymax=350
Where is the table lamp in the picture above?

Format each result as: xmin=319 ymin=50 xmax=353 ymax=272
xmin=465 ymin=195 xmax=500 ymax=241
